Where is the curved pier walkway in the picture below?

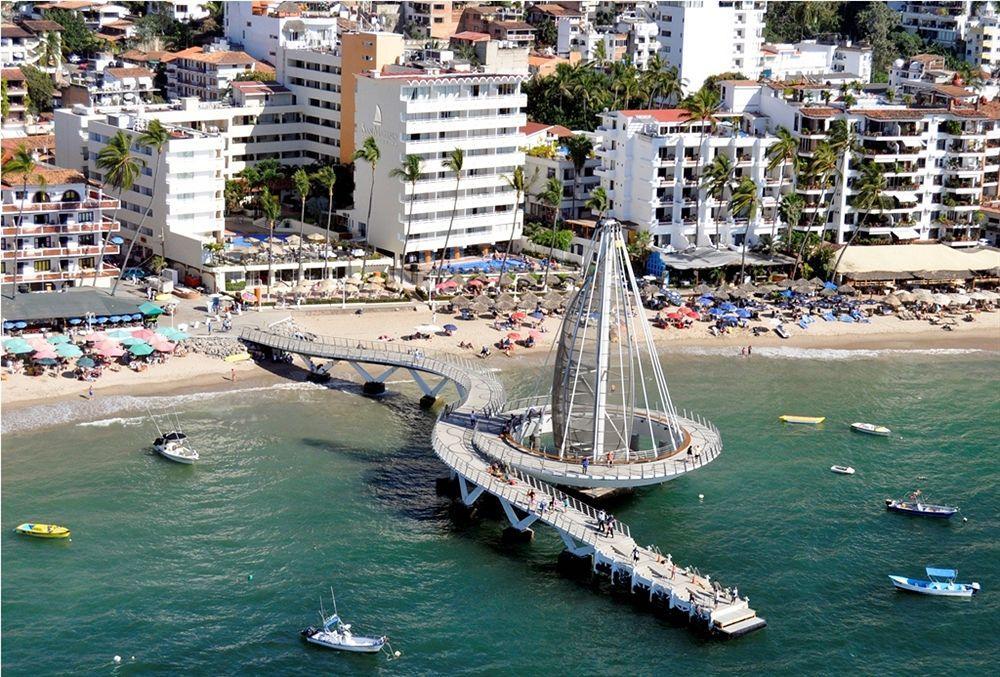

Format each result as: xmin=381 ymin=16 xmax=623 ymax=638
xmin=240 ymin=327 xmax=766 ymax=639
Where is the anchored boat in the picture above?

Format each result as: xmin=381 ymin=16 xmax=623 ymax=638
xmin=885 ymin=490 xmax=958 ymax=518
xmin=830 ymin=465 xmax=855 ymax=475
xmin=889 ymin=567 xmax=980 ymax=597
xmin=15 ymin=523 xmax=70 ymax=539
xmin=851 ymin=422 xmax=891 ymax=436
xmin=780 ymin=415 xmax=825 ymax=424
xmin=301 ymin=590 xmax=388 ymax=654
xmin=148 ymin=409 xmax=199 ymax=464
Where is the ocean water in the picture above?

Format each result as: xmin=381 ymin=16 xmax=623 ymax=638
xmin=2 ymin=350 xmax=998 ymax=675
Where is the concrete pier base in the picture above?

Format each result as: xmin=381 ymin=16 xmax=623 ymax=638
xmin=362 ymin=381 xmax=386 ymax=396
xmin=419 ymin=395 xmax=438 ymax=409
xmin=501 ymin=526 xmax=534 ymax=544
xmin=306 ymin=372 xmax=331 ymax=383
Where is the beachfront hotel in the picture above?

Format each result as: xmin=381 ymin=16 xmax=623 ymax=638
xmin=1 ymin=164 xmax=120 ymax=291
xmin=351 ymin=65 xmax=527 ymax=266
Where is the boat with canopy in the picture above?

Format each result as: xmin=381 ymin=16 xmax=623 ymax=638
xmin=889 ymin=568 xmax=980 ymax=597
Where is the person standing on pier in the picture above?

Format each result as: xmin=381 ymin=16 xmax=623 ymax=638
xmin=632 ymin=546 xmax=640 ymax=564
xmin=582 ymin=457 xmax=590 ymax=474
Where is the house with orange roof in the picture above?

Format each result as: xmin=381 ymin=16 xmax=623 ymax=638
xmin=166 ymin=40 xmax=273 ymax=102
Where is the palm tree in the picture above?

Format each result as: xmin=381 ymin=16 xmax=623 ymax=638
xmin=351 ymin=135 xmax=380 ymax=288
xmin=585 ymin=186 xmax=610 ymax=220
xmin=729 ymin=176 xmax=761 ymax=283
xmin=498 ymin=166 xmax=526 ymax=282
xmin=830 ymin=162 xmax=888 ymax=280
xmin=312 ymin=166 xmax=336 ymax=281
xmin=793 ymin=140 xmax=837 ymax=278
xmin=292 ymin=168 xmax=310 ymax=283
xmin=702 ymin=153 xmax=735 ymax=249
xmin=259 ymin=187 xmax=280 ymax=302
xmin=564 ymin=134 xmax=594 ymax=219
xmin=778 ymin=192 xmax=804 ymax=255
xmin=112 ymin=119 xmax=169 ymax=295
xmin=2 ymin=145 xmax=38 ymax=297
xmin=431 ymin=148 xmax=465 ymax=295
xmin=539 ymin=176 xmax=564 ymax=289
xmin=681 ymin=86 xmax=722 ymax=247
xmin=765 ymin=126 xmax=799 ymax=253
xmin=95 ymin=131 xmax=141 ymax=287
xmin=388 ymin=154 xmax=423 ymax=284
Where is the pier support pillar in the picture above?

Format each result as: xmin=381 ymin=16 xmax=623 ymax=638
xmin=362 ymin=381 xmax=386 ymax=395
xmin=435 ymin=475 xmax=457 ymax=497
xmin=501 ymin=526 xmax=534 ymax=544
xmin=409 ymin=369 xmax=451 ymax=402
xmin=419 ymin=395 xmax=439 ymax=409
xmin=457 ymin=476 xmax=485 ymax=507
xmin=349 ymin=362 xmax=398 ymax=396
xmin=497 ymin=497 xmax=539 ymax=532
xmin=557 ymin=549 xmax=594 ymax=578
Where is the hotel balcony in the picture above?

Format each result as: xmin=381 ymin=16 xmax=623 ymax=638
xmin=1 ymin=217 xmax=119 ymax=237
xmin=0 ymin=244 xmax=116 ymax=261
xmin=1 ymin=263 xmax=119 ymax=284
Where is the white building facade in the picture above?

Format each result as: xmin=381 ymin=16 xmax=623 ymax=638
xmin=223 ymin=1 xmax=341 ymax=63
xmin=899 ymin=1 xmax=972 ymax=48
xmin=352 ymin=69 xmax=527 ymax=264
xmin=762 ymin=40 xmax=873 ymax=83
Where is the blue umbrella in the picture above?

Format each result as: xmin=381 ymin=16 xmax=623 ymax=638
xmin=3 ymin=339 xmax=32 ymax=354
xmin=779 ymin=290 xmax=794 ymax=298
xmin=695 ymin=297 xmax=712 ymax=306
xmin=96 ymin=317 xmax=109 ymax=324
xmin=736 ymin=308 xmax=752 ymax=318
xmin=2 ymin=322 xmax=12 ymax=330
xmin=76 ymin=356 xmax=96 ymax=368
xmin=443 ymin=324 xmax=458 ymax=332
xmin=109 ymin=316 xmax=122 ymax=323
xmin=55 ymin=343 xmax=83 ymax=358
xmin=69 ymin=318 xmax=83 ymax=325
xmin=14 ymin=321 xmax=27 ymax=329
xmin=35 ymin=357 xmax=59 ymax=366
xmin=719 ymin=302 xmax=737 ymax=312
xmin=131 ymin=313 xmax=143 ymax=320
xmin=47 ymin=334 xmax=71 ymax=344
xmin=129 ymin=342 xmax=154 ymax=356
xmin=708 ymin=307 xmax=725 ymax=316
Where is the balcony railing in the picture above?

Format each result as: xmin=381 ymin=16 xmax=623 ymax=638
xmin=1 ymin=244 xmax=117 ymax=260
xmin=2 ymin=218 xmax=119 ymax=237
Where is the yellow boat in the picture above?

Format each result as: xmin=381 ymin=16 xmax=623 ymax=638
xmin=224 ymin=352 xmax=252 ymax=363
xmin=15 ymin=523 xmax=71 ymax=539
xmin=779 ymin=415 xmax=826 ymax=425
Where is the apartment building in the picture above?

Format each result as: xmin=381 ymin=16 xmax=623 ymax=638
xmin=522 ymin=122 xmax=601 ymax=222
xmin=620 ymin=16 xmax=660 ymax=70
xmin=352 ymin=66 xmax=527 ymax=265
xmin=223 ymin=1 xmax=341 ymax=63
xmin=146 ymin=1 xmax=210 ymax=23
xmin=30 ymin=1 xmax=129 ymax=29
xmin=596 ymin=107 xmax=790 ymax=250
xmin=63 ymin=63 xmax=158 ymax=108
xmin=2 ymin=165 xmax=121 ymax=291
xmin=653 ymin=0 xmax=767 ymax=91
xmin=403 ymin=1 xmax=460 ymax=39
xmin=761 ymin=40 xmax=873 ymax=83
xmin=964 ymin=2 xmax=1000 ymax=74
xmin=166 ymin=42 xmax=272 ymax=102
xmin=898 ymin=1 xmax=972 ymax=48
xmin=1 ymin=67 xmax=29 ymax=125
xmin=0 ymin=20 xmax=62 ymax=71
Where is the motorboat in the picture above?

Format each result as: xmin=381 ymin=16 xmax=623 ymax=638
xmin=774 ymin=325 xmax=790 ymax=339
xmin=779 ymin=415 xmax=825 ymax=424
xmin=889 ymin=568 xmax=980 ymax=597
xmin=851 ymin=422 xmax=891 ymax=436
xmin=885 ymin=495 xmax=958 ymax=518
xmin=301 ymin=590 xmax=388 ymax=654
xmin=15 ymin=523 xmax=70 ymax=539
xmin=830 ymin=465 xmax=855 ymax=475
xmin=154 ymin=432 xmax=199 ymax=464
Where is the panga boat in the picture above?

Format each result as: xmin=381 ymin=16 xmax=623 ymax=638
xmin=831 ymin=465 xmax=855 ymax=475
xmin=889 ymin=568 xmax=980 ymax=597
xmin=885 ymin=491 xmax=958 ymax=518
xmin=780 ymin=415 xmax=825 ymax=424
xmin=301 ymin=590 xmax=387 ymax=654
xmin=15 ymin=523 xmax=71 ymax=539
xmin=851 ymin=422 xmax=891 ymax=436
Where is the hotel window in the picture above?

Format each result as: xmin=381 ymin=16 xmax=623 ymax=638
xmin=34 ymin=260 xmax=52 ymax=272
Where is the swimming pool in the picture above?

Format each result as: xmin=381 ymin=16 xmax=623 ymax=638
xmin=443 ymin=258 xmax=529 ymax=274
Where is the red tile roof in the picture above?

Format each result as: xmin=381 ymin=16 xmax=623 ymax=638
xmin=105 ymin=67 xmax=154 ymax=80
xmin=1 ymin=164 xmax=86 ymax=188
xmin=1 ymin=67 xmax=26 ymax=82
xmin=618 ymin=109 xmax=693 ymax=123
xmin=451 ymin=31 xmax=491 ymax=42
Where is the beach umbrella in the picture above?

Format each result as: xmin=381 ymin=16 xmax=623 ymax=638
xmin=131 ymin=328 xmax=156 ymax=341
xmin=2 ymin=321 xmax=13 ymax=330
xmin=883 ymin=295 xmax=902 ymax=307
xmin=779 ymin=289 xmax=794 ymax=298
xmin=139 ymin=302 xmax=164 ymax=316
xmin=820 ymin=287 xmax=837 ymax=297
xmin=129 ymin=342 xmax=154 ymax=356
xmin=719 ymin=302 xmax=737 ymax=312
xmin=27 ymin=337 xmax=50 ymax=351
xmin=94 ymin=345 xmax=124 ymax=359
xmin=507 ymin=332 xmax=521 ymax=340
xmin=35 ymin=357 xmax=59 ymax=366
xmin=285 ymin=234 xmax=302 ymax=244
xmin=950 ymin=293 xmax=972 ymax=306
xmin=932 ymin=293 xmax=951 ymax=306
xmin=708 ymin=307 xmax=725 ymax=316
xmin=969 ymin=291 xmax=988 ymax=301
xmin=520 ymin=291 xmax=539 ymax=307
xmin=894 ymin=290 xmax=915 ymax=303
xmin=4 ymin=339 xmax=33 ymax=354
xmin=76 ymin=356 xmax=96 ymax=368
xmin=683 ymin=307 xmax=700 ymax=318
xmin=14 ymin=321 xmax=27 ymax=329
xmin=714 ymin=291 xmax=731 ymax=301
xmin=69 ymin=318 xmax=83 ymax=325
xmin=93 ymin=340 xmax=122 ymax=352
xmin=695 ymin=296 xmax=712 ymax=306
xmin=837 ymin=284 xmax=856 ymax=295
xmin=529 ymin=310 xmax=544 ymax=320
xmin=736 ymin=308 xmax=752 ymax=318
xmin=121 ymin=336 xmax=144 ymax=346
xmin=528 ymin=330 xmax=541 ymax=340
xmin=33 ymin=348 xmax=59 ymax=360
xmin=151 ymin=340 xmax=176 ymax=353
xmin=109 ymin=329 xmax=133 ymax=339
xmin=450 ymin=295 xmax=472 ymax=309
xmin=306 ymin=233 xmax=325 ymax=242
xmin=46 ymin=334 xmax=71 ymax=344
xmin=693 ymin=283 xmax=712 ymax=294
xmin=778 ymin=279 xmax=795 ymax=289
xmin=443 ymin=324 xmax=458 ymax=332
xmin=511 ymin=311 xmax=526 ymax=321
xmin=55 ymin=343 xmax=83 ymax=358
xmin=666 ymin=311 xmax=683 ymax=320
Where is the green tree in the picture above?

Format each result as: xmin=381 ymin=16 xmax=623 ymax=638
xmin=539 ymin=176 xmax=564 ymax=289
xmin=702 ymin=153 xmax=735 ymax=249
xmin=40 ymin=31 xmax=61 ymax=69
xmin=498 ymin=166 xmax=527 ymax=282
xmin=778 ymin=192 xmax=805 ymax=255
xmin=681 ymin=86 xmax=723 ymax=247
xmin=112 ymin=119 xmax=169 ymax=295
xmin=830 ymin=162 xmax=889 ymax=280
xmin=259 ymin=187 xmax=280 ymax=301
xmin=95 ymin=131 xmax=142 ymax=287
xmin=536 ymin=19 xmax=557 ymax=47
xmin=431 ymin=148 xmax=465 ymax=295
xmin=351 ymin=135 xmax=380 ymax=287
xmin=564 ymin=134 xmax=594 ymax=219
xmin=1 ymin=78 xmax=9 ymax=120
xmin=856 ymin=1 xmax=899 ymax=82
xmin=585 ymin=186 xmax=610 ymax=220
xmin=389 ymin=155 xmax=422 ymax=282
xmin=765 ymin=126 xmax=799 ymax=252
xmin=224 ymin=179 xmax=247 ymax=213
xmin=292 ymin=168 xmax=310 ymax=282
xmin=44 ymin=8 xmax=99 ymax=55
xmin=20 ymin=65 xmax=53 ymax=116
xmin=729 ymin=177 xmax=761 ymax=282
xmin=233 ymin=70 xmax=276 ymax=82
xmin=764 ymin=1 xmax=843 ymax=43
xmin=793 ymin=141 xmax=837 ymax=278
xmin=312 ymin=166 xmax=337 ymax=281
xmin=2 ymin=145 xmax=39 ymax=297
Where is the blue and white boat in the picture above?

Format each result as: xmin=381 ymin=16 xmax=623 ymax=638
xmin=889 ymin=568 xmax=980 ymax=598
xmin=885 ymin=490 xmax=958 ymax=518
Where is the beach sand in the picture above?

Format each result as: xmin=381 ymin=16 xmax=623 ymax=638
xmin=2 ymin=305 xmax=997 ymax=412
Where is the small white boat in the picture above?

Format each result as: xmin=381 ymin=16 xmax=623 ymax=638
xmin=301 ymin=590 xmax=388 ymax=654
xmin=154 ymin=432 xmax=199 ymax=464
xmin=830 ymin=465 xmax=855 ymax=475
xmin=889 ymin=568 xmax=980 ymax=597
xmin=851 ymin=422 xmax=891 ymax=436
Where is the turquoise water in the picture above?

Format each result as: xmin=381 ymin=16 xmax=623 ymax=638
xmin=2 ymin=350 xmax=998 ymax=675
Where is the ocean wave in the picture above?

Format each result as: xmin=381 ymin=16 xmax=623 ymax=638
xmin=670 ymin=346 xmax=987 ymax=360
xmin=3 ymin=382 xmax=325 ymax=435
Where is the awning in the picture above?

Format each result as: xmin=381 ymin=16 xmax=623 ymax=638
xmin=926 ymin=567 xmax=957 ymax=579
xmin=899 ymin=137 xmax=923 ymax=147
xmin=890 ymin=227 xmax=920 ymax=239
xmin=890 ymin=192 xmax=919 ymax=204
xmin=653 ymin=247 xmax=795 ymax=270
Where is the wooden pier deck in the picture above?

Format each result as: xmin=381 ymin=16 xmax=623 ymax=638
xmin=240 ymin=327 xmax=766 ymax=638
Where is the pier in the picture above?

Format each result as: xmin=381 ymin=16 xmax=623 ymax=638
xmin=241 ymin=326 xmax=767 ymax=639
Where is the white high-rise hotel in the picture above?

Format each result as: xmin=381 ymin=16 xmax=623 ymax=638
xmin=353 ymin=67 xmax=526 ymax=265
xmin=654 ymin=1 xmax=767 ymax=91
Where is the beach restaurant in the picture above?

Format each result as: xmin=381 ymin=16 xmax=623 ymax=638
xmin=832 ymin=244 xmax=1000 ymax=287
xmin=646 ymin=247 xmax=796 ymax=279
xmin=1 ymin=287 xmax=158 ymax=332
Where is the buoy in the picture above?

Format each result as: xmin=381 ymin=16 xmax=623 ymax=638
xmin=963 ymin=517 xmax=968 ymax=522
xmin=698 ymin=494 xmax=704 ymax=501
xmin=247 ymin=574 xmax=253 ymax=581
xmin=113 ymin=656 xmax=122 ymax=664
xmin=394 ymin=651 xmax=401 ymax=658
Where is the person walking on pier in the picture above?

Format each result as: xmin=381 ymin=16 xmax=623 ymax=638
xmin=582 ymin=457 xmax=590 ymax=474
xmin=597 ymin=509 xmax=606 ymax=530
xmin=632 ymin=546 xmax=640 ymax=564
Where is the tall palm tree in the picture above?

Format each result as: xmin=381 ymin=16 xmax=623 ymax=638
xmin=564 ymin=134 xmax=594 ymax=220
xmin=702 ymin=153 xmax=735 ymax=249
xmin=778 ymin=192 xmax=804 ymax=255
xmin=830 ymin=162 xmax=888 ymax=281
xmin=729 ymin=176 xmax=761 ymax=283
xmin=351 ymin=135 xmax=380 ymax=288
xmin=259 ymin=187 xmax=280 ymax=302
xmin=312 ymin=166 xmax=336 ymax=281
xmin=793 ymin=140 xmax=837 ymax=278
xmin=765 ymin=126 xmax=799 ymax=253
xmin=585 ymin=185 xmax=609 ymax=220
xmin=292 ymin=168 xmax=310 ymax=283
xmin=388 ymin=154 xmax=423 ymax=284
xmin=539 ymin=176 xmax=564 ymax=290
xmin=498 ymin=166 xmax=526 ymax=282
xmin=681 ymin=86 xmax=722 ymax=247
xmin=431 ymin=148 xmax=465 ymax=295
xmin=112 ymin=119 xmax=168 ymax=295
xmin=2 ymin=145 xmax=38 ymax=297
xmin=95 ymin=131 xmax=141 ymax=287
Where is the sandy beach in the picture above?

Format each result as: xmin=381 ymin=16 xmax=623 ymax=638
xmin=3 ymin=304 xmax=997 ymax=414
